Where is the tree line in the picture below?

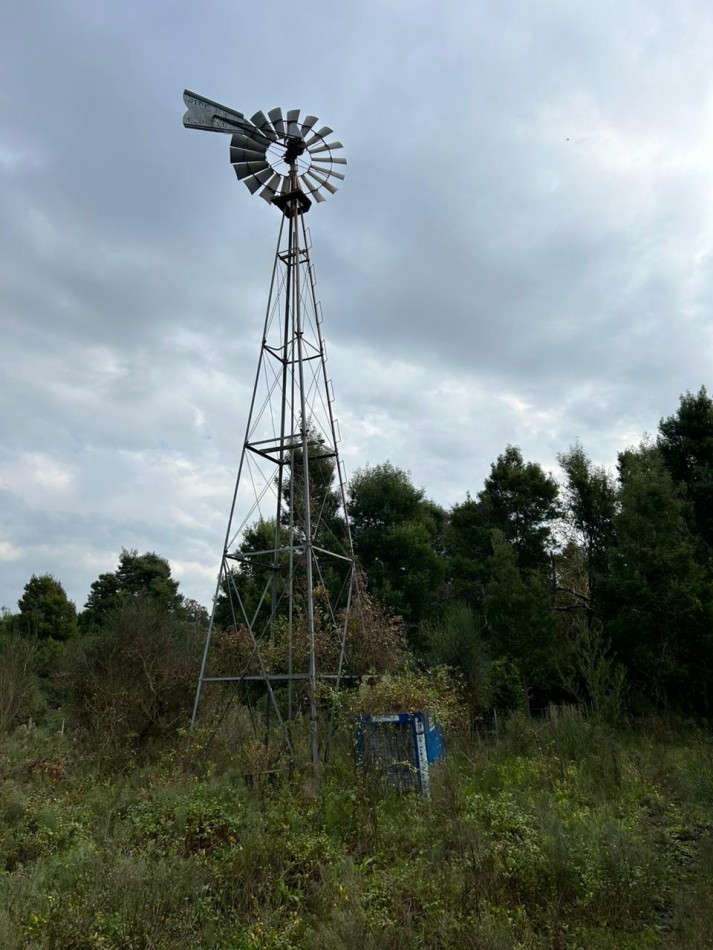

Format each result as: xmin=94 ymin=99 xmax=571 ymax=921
xmin=4 ymin=385 xmax=713 ymax=723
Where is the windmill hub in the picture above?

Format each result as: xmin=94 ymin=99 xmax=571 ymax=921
xmin=284 ymin=136 xmax=306 ymax=165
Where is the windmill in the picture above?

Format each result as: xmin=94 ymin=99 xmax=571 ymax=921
xmin=183 ymin=91 xmax=357 ymax=769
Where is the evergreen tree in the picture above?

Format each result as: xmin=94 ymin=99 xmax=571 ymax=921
xmin=658 ymin=386 xmax=713 ymax=551
xmin=558 ymin=442 xmax=617 ymax=619
xmin=483 ymin=530 xmax=554 ymax=706
xmin=17 ymin=574 xmax=77 ymax=641
xmin=349 ymin=462 xmax=445 ymax=628
xmin=478 ymin=445 xmax=559 ymax=573
xmin=606 ymin=444 xmax=712 ymax=711
xmin=81 ymin=549 xmax=183 ymax=632
xmin=443 ymin=494 xmax=492 ymax=608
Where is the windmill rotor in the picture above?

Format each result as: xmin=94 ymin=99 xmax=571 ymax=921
xmin=183 ymin=90 xmax=346 ymax=207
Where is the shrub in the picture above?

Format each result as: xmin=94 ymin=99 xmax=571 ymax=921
xmin=0 ymin=637 xmax=45 ymax=733
xmin=345 ymin=666 xmax=465 ymax=733
xmin=64 ymin=599 xmax=202 ymax=756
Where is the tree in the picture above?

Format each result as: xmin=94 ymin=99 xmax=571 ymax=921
xmin=605 ymin=443 xmax=712 ymax=710
xmin=658 ymin=386 xmax=713 ymax=550
xmin=422 ymin=603 xmax=490 ymax=715
xmin=348 ymin=462 xmax=446 ymax=628
xmin=443 ymin=494 xmax=493 ymax=609
xmin=279 ymin=428 xmax=344 ymax=546
xmin=483 ymin=530 xmax=554 ymax=707
xmin=17 ymin=574 xmax=77 ymax=640
xmin=344 ymin=574 xmax=408 ymax=676
xmin=558 ymin=443 xmax=617 ymax=619
xmin=182 ymin=598 xmax=210 ymax=627
xmin=478 ymin=445 xmax=559 ymax=573
xmin=0 ymin=606 xmax=18 ymax=641
xmin=81 ymin=549 xmax=183 ymax=632
xmin=213 ymin=519 xmax=288 ymax=631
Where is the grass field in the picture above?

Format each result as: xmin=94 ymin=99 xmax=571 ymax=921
xmin=1 ymin=708 xmax=712 ymax=948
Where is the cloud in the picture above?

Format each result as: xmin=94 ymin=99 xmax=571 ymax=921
xmin=2 ymin=0 xmax=713 ymax=609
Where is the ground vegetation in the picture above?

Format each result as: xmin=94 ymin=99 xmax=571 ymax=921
xmin=2 ymin=386 xmax=713 ymax=945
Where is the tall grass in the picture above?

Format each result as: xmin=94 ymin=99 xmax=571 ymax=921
xmin=1 ymin=710 xmax=712 ymax=948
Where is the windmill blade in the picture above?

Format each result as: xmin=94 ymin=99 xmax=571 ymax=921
xmin=300 ymin=115 xmax=319 ymax=135
xmin=233 ymin=160 xmax=270 ymax=181
xmin=285 ymin=108 xmax=302 ymax=141
xmin=183 ymin=89 xmax=251 ymax=134
xmin=250 ymin=111 xmax=278 ymax=142
xmin=308 ymin=170 xmax=339 ymax=195
xmin=309 ymin=141 xmax=344 ymax=155
xmin=243 ymin=167 xmax=274 ymax=193
xmin=230 ymin=131 xmax=267 ymax=155
xmin=304 ymin=126 xmax=334 ymax=147
xmin=230 ymin=147 xmax=269 ymax=164
xmin=299 ymin=176 xmax=326 ymax=202
xmin=259 ymin=172 xmax=283 ymax=202
xmin=300 ymin=172 xmax=328 ymax=201
xmin=310 ymin=161 xmax=346 ymax=181
xmin=268 ymin=107 xmax=286 ymax=138
xmin=230 ymin=129 xmax=273 ymax=151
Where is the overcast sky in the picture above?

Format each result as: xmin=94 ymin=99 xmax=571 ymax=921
xmin=2 ymin=0 xmax=713 ymax=612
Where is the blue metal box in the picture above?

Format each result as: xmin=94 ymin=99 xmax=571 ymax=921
xmin=355 ymin=711 xmax=445 ymax=798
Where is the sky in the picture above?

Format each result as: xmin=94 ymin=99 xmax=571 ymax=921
xmin=2 ymin=0 xmax=713 ymax=612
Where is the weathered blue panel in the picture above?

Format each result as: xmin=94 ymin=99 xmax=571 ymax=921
xmin=355 ymin=710 xmax=445 ymax=798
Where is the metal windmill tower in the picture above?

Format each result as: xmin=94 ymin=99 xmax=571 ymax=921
xmin=183 ymin=91 xmax=357 ymax=769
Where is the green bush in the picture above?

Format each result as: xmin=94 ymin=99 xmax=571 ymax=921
xmin=0 ymin=637 xmax=45 ymax=733
xmin=64 ymin=599 xmax=202 ymax=758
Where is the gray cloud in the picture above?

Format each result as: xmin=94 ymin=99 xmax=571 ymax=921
xmin=2 ymin=0 xmax=713 ymax=609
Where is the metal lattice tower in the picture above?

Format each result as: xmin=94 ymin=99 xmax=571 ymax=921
xmin=183 ymin=91 xmax=357 ymax=768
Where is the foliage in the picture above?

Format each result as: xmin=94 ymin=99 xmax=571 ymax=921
xmin=605 ymin=443 xmax=711 ymax=710
xmin=213 ymin=521 xmax=286 ymax=631
xmin=349 ymin=462 xmax=446 ymax=628
xmin=658 ymin=385 xmax=713 ymax=549
xmin=479 ymin=444 xmax=559 ymax=573
xmin=65 ymin=599 xmax=202 ymax=755
xmin=17 ymin=574 xmax=77 ymax=641
xmin=80 ymin=548 xmax=184 ymax=632
xmin=279 ymin=427 xmax=344 ymax=543
xmin=558 ymin=442 xmax=617 ymax=619
xmin=0 ymin=636 xmax=45 ymax=733
xmin=346 ymin=666 xmax=465 ymax=732
xmin=421 ymin=603 xmax=491 ymax=715
xmin=1 ymin=713 xmax=713 ymax=948
xmin=564 ymin=618 xmax=627 ymax=724
xmin=444 ymin=446 xmax=559 ymax=619
xmin=443 ymin=493 xmax=492 ymax=608
xmin=207 ymin=581 xmax=407 ymax=726
xmin=484 ymin=530 xmax=554 ymax=703
xmin=344 ymin=577 xmax=408 ymax=676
